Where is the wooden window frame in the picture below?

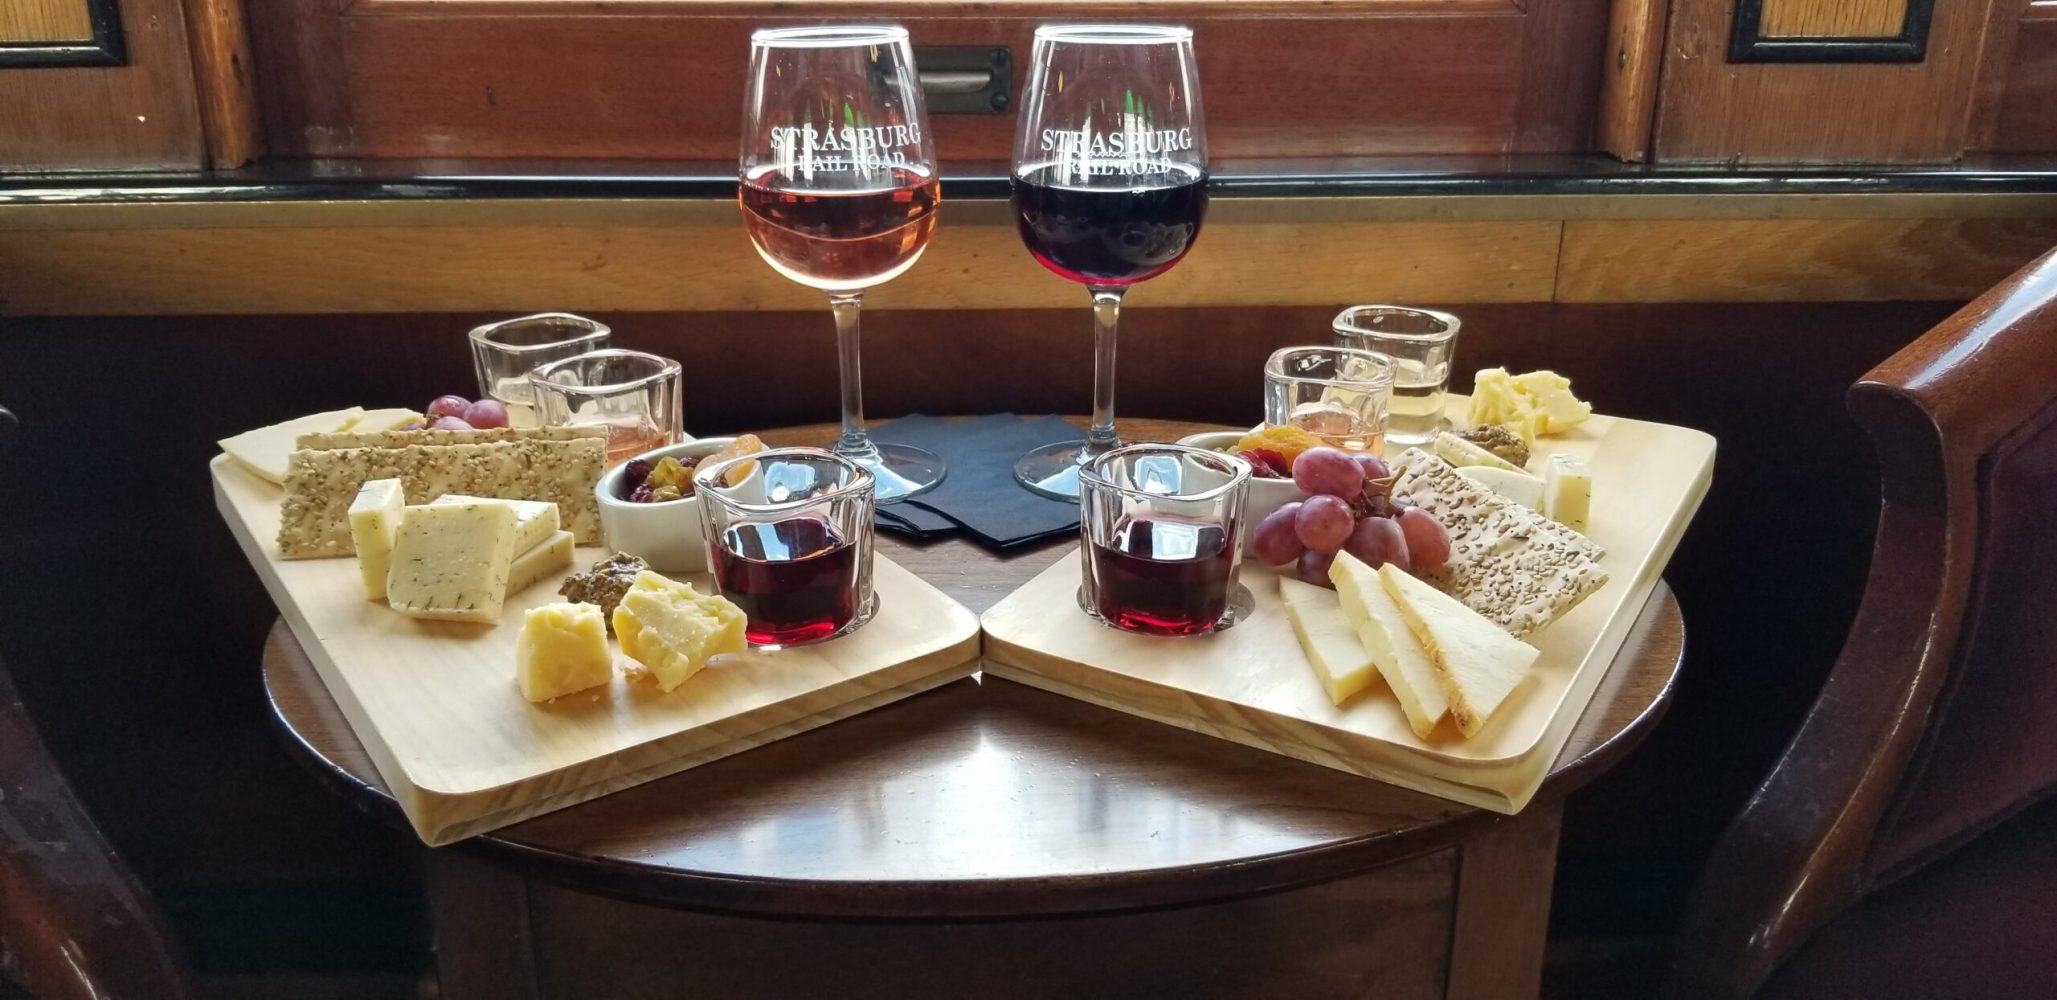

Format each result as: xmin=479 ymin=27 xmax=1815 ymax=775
xmin=0 ymin=0 xmax=126 ymax=68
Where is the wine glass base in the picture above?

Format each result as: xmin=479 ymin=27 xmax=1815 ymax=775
xmin=1013 ymin=439 xmax=1097 ymax=502
xmin=840 ymin=441 xmax=945 ymax=504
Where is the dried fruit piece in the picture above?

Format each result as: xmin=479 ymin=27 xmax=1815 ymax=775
xmin=1235 ymin=424 xmax=1325 ymax=471
xmin=704 ymin=433 xmax=767 ymax=486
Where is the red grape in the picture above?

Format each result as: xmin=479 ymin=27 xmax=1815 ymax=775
xmin=429 ymin=415 xmax=472 ymax=431
xmin=1294 ymin=495 xmax=1355 ymax=554
xmin=1297 ymin=548 xmax=1337 ymax=587
xmin=463 ymin=399 xmax=510 ymax=429
xmin=1352 ymin=452 xmax=1392 ymax=482
xmin=1396 ymin=507 xmax=1452 ymax=570
xmin=1345 ymin=516 xmax=1411 ymax=571
xmin=1291 ymin=447 xmax=1365 ymax=501
xmin=1251 ymin=504 xmax=1305 ymax=565
xmin=426 ymin=395 xmax=471 ymax=420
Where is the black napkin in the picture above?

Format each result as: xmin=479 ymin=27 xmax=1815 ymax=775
xmin=869 ymin=414 xmax=1084 ymax=549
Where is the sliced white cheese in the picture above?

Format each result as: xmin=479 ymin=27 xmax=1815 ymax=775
xmin=1378 ymin=563 xmax=1539 ymax=738
xmin=515 ymin=602 xmax=613 ymax=703
xmin=1457 ymin=465 xmax=1546 ymax=510
xmin=386 ymin=500 xmax=517 ymax=624
xmin=433 ymin=494 xmax=560 ymax=555
xmin=348 ymin=407 xmax=425 ymax=433
xmin=347 ymin=478 xmax=405 ymax=601
xmin=1542 ymin=455 xmax=1592 ymax=532
xmin=1279 ymin=576 xmax=1380 ymax=706
xmin=508 ymin=529 xmax=575 ymax=595
xmin=218 ymin=406 xmax=364 ymax=484
xmin=1330 ymin=552 xmax=1449 ymax=738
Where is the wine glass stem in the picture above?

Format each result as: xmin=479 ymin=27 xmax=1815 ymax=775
xmin=828 ymin=292 xmax=878 ymax=461
xmin=1085 ymin=285 xmax=1126 ymax=457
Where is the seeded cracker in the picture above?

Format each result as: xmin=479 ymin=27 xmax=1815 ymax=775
xmin=1389 ymin=448 xmax=1607 ymax=638
xmin=277 ymin=437 xmax=605 ymax=558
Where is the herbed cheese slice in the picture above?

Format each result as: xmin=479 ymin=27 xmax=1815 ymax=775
xmin=1542 ymin=455 xmax=1592 ymax=532
xmin=1379 ymin=563 xmax=1539 ymax=738
xmin=218 ymin=407 xmax=364 ymax=484
xmin=508 ymin=530 xmax=575 ymax=595
xmin=515 ymin=602 xmax=614 ymax=703
xmin=612 ymin=572 xmax=747 ymax=692
xmin=347 ymin=478 xmax=405 ymax=601
xmin=434 ymin=494 xmax=560 ymax=554
xmin=1389 ymin=448 xmax=1607 ymax=637
xmin=1330 ymin=552 xmax=1448 ymax=738
xmin=1279 ymin=576 xmax=1379 ymax=706
xmin=386 ymin=500 xmax=518 ymax=624
xmin=276 ymin=437 xmax=605 ymax=558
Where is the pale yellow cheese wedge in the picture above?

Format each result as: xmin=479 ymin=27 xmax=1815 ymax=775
xmin=348 ymin=407 xmax=425 ymax=433
xmin=1330 ymin=552 xmax=1449 ymax=738
xmin=347 ymin=478 xmax=404 ymax=600
xmin=386 ymin=500 xmax=517 ymax=624
xmin=612 ymin=571 xmax=747 ymax=692
xmin=218 ymin=406 xmax=364 ymax=484
xmin=1378 ymin=563 xmax=1539 ymax=738
xmin=508 ymin=530 xmax=575 ymax=595
xmin=1279 ymin=576 xmax=1380 ymax=706
xmin=514 ymin=602 xmax=613 ymax=702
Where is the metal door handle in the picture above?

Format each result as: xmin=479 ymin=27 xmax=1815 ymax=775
xmin=916 ymin=46 xmax=1011 ymax=114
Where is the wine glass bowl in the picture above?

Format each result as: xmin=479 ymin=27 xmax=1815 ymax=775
xmin=739 ymin=25 xmax=946 ymax=502
xmin=1008 ymin=24 xmax=1209 ymax=500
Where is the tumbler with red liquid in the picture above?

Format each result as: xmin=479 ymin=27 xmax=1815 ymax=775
xmin=694 ymin=447 xmax=877 ymax=646
xmin=1078 ymin=444 xmax=1252 ymax=637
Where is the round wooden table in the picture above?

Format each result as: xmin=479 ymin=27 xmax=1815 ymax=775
xmin=263 ymin=419 xmax=1684 ymax=1000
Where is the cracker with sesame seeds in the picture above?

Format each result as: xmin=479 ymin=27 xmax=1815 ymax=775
xmin=1388 ymin=448 xmax=1607 ymax=638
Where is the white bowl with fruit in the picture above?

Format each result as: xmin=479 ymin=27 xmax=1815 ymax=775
xmin=595 ymin=435 xmax=761 ymax=573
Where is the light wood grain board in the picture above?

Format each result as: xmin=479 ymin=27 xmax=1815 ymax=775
xmin=982 ymin=401 xmax=1714 ymax=814
xmin=212 ymin=456 xmax=981 ymax=845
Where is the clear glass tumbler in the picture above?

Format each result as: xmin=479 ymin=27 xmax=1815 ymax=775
xmin=694 ymin=447 xmax=878 ymax=647
xmin=1262 ymin=346 xmax=1396 ymax=454
xmin=1330 ymin=305 xmax=1461 ymax=447
xmin=527 ymin=349 xmax=682 ymax=467
xmin=1078 ymin=443 xmax=1251 ymax=636
xmin=469 ymin=313 xmax=612 ymax=426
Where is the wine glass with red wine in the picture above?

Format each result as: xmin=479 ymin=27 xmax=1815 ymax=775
xmin=740 ymin=25 xmax=945 ymax=502
xmin=1009 ymin=24 xmax=1209 ymax=501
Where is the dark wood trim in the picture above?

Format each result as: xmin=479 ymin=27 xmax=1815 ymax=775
xmin=1728 ymin=0 xmax=1936 ymax=63
xmin=182 ymin=0 xmax=265 ymax=168
xmin=0 ymin=0 xmax=125 ymax=67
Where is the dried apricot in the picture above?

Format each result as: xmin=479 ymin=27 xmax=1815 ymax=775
xmin=1235 ymin=424 xmax=1325 ymax=470
xmin=706 ymin=433 xmax=767 ymax=486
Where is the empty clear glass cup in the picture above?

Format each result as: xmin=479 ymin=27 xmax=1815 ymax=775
xmin=469 ymin=313 xmax=612 ymax=425
xmin=527 ymin=349 xmax=682 ymax=468
xmin=1262 ymin=346 xmax=1396 ymax=454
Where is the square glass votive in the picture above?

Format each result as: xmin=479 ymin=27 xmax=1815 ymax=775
xmin=527 ymin=349 xmax=682 ymax=467
xmin=468 ymin=313 xmax=612 ymax=422
xmin=1330 ymin=305 xmax=1462 ymax=447
xmin=1262 ymin=345 xmax=1396 ymax=454
xmin=694 ymin=448 xmax=878 ymax=647
xmin=1078 ymin=444 xmax=1253 ymax=637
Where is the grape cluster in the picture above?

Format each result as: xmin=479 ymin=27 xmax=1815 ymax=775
xmin=420 ymin=394 xmax=510 ymax=431
xmin=1249 ymin=446 xmax=1453 ymax=587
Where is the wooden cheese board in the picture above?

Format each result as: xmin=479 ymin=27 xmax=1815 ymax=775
xmin=212 ymin=455 xmax=982 ymax=845
xmin=981 ymin=407 xmax=1714 ymax=814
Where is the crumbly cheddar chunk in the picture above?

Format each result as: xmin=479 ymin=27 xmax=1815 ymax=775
xmin=347 ymin=478 xmax=405 ymax=601
xmin=515 ymin=602 xmax=614 ymax=702
xmin=612 ymin=572 xmax=746 ymax=692
xmin=1467 ymin=368 xmax=1592 ymax=444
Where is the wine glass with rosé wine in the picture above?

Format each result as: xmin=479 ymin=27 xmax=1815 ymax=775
xmin=739 ymin=25 xmax=945 ymax=502
xmin=1008 ymin=24 xmax=1209 ymax=501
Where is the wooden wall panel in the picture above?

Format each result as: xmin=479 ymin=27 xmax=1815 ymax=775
xmin=1652 ymin=0 xmax=2007 ymax=162
xmin=1760 ymin=0 xmax=1910 ymax=37
xmin=0 ymin=0 xmax=93 ymax=42
xmin=253 ymin=0 xmax=1600 ymax=161
xmin=0 ymin=0 xmax=204 ymax=170
xmin=1556 ymin=217 xmax=2057 ymax=301
xmin=1988 ymin=8 xmax=2057 ymax=152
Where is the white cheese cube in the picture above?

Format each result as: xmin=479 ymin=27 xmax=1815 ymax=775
xmin=386 ymin=500 xmax=518 ymax=624
xmin=515 ymin=602 xmax=614 ymax=702
xmin=347 ymin=478 xmax=406 ymax=601
xmin=433 ymin=494 xmax=560 ymax=555
xmin=1542 ymin=455 xmax=1593 ymax=532
xmin=612 ymin=571 xmax=747 ymax=692
xmin=1280 ymin=576 xmax=1380 ymax=706
xmin=508 ymin=530 xmax=575 ymax=595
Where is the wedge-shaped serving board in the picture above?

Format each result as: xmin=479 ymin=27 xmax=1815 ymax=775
xmin=982 ymin=406 xmax=1713 ymax=814
xmin=214 ymin=455 xmax=981 ymax=845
